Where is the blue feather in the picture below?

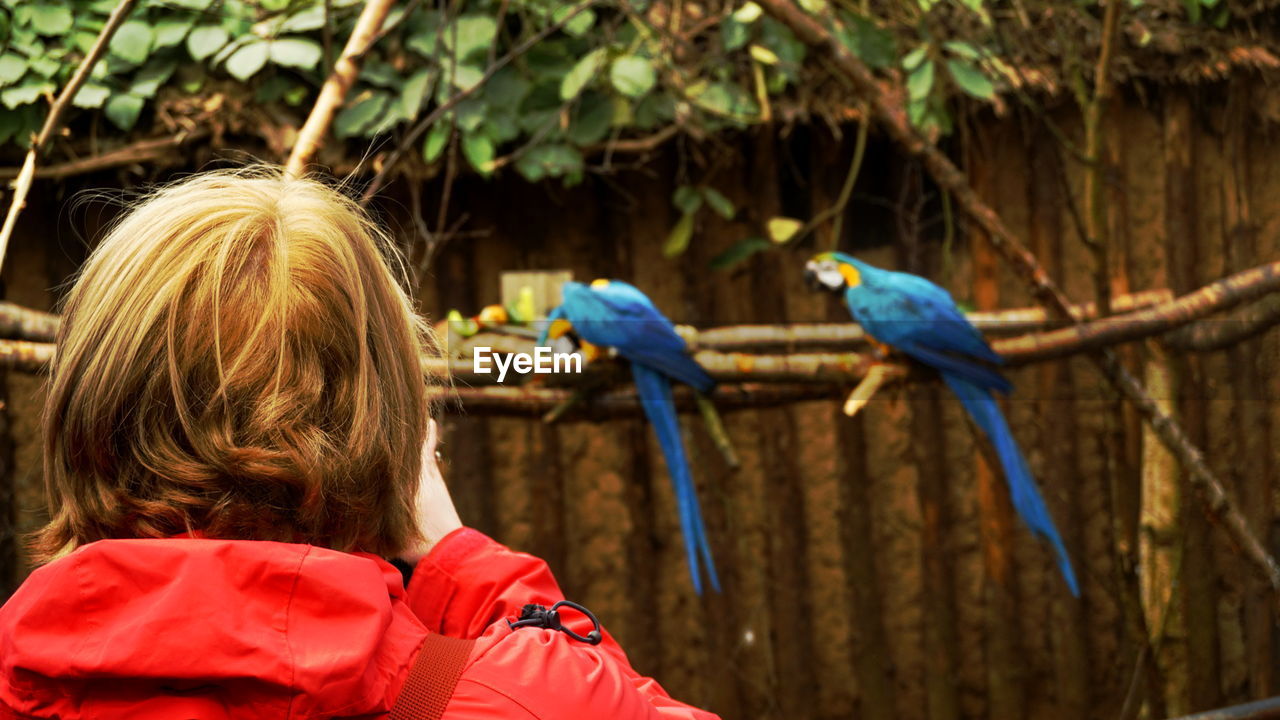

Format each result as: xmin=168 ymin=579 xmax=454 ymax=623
xmin=943 ymin=374 xmax=1080 ymax=596
xmin=543 ymin=280 xmax=720 ymax=593
xmin=633 ymin=364 xmax=721 ymax=594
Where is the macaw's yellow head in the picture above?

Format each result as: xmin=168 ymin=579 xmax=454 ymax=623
xmin=590 ymin=278 xmax=611 ymax=289
xmin=804 ymin=252 xmax=860 ymax=293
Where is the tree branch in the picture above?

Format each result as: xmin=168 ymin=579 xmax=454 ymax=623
xmin=754 ymin=0 xmax=1280 ymax=601
xmin=0 ymin=130 xmax=208 ymax=181
xmin=286 ymin=0 xmax=398 ymax=177
xmin=0 ymin=0 xmax=140 ymax=274
xmin=428 ymin=382 xmax=841 ymax=418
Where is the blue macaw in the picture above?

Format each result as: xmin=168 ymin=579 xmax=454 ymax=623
xmin=540 ymin=279 xmax=721 ymax=594
xmin=805 ymin=252 xmax=1079 ymax=596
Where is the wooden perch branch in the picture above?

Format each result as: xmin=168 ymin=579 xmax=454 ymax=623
xmin=286 ymin=0 xmax=397 ymax=176
xmin=754 ymin=0 xmax=1280 ymax=600
xmin=673 ymin=289 xmax=1171 ymax=351
xmin=0 ymin=302 xmax=59 ymax=343
xmin=1164 ymin=292 xmax=1280 ymax=352
xmin=0 ymin=339 xmax=55 ymax=373
xmin=0 ymin=0 xmax=140 ymax=274
xmin=997 ymin=260 xmax=1280 ymax=364
xmin=428 ymin=383 xmax=840 ymax=418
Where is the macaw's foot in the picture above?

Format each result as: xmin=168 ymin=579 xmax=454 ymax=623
xmin=843 ymin=362 xmax=898 ymax=418
xmin=868 ymin=338 xmax=893 ymax=360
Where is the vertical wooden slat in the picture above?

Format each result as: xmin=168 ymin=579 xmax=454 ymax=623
xmin=968 ymin=123 xmax=1026 ymax=720
xmin=1026 ymin=124 xmax=1090 ymax=720
xmin=1164 ymin=89 xmax=1221 ymax=716
xmin=1221 ymin=80 xmax=1271 ymax=704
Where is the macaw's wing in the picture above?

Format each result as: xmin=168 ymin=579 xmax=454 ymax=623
xmin=849 ymin=279 xmax=1010 ymax=393
xmin=575 ymin=285 xmax=715 ymax=393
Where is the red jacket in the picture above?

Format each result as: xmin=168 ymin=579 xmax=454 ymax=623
xmin=0 ymin=528 xmax=718 ymax=720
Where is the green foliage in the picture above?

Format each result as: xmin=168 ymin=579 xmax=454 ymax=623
xmin=0 ymin=0 xmax=1161 ymax=220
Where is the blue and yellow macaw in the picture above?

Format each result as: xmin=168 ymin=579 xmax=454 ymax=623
xmin=540 ymin=279 xmax=721 ymax=594
xmin=806 ymin=252 xmax=1079 ymax=596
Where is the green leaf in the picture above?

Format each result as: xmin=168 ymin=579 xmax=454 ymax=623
xmin=907 ymin=60 xmax=935 ymax=101
xmin=902 ymin=44 xmax=928 ymax=71
xmin=710 ymin=236 xmax=770 ymax=270
xmin=554 ymin=5 xmax=596 ymax=37
xmin=944 ymin=40 xmax=980 ymax=59
xmin=691 ymin=81 xmax=759 ymax=119
xmin=836 ymin=13 xmax=895 ymax=69
xmin=226 ymin=40 xmax=270 ymax=81
xmin=484 ymin=112 xmax=520 ymax=143
xmin=515 ymin=144 xmax=582 ymax=182
xmin=71 ymin=83 xmax=110 ymax=108
xmin=30 ymin=4 xmax=72 ymax=35
xmin=461 ymin=132 xmax=495 ymax=174
xmin=0 ymin=55 xmax=27 ymax=86
xmin=733 ymin=2 xmax=763 ymax=22
xmin=400 ymin=68 xmax=434 ymax=120
xmin=423 ymin=122 xmax=451 ymax=163
xmin=673 ymin=186 xmax=703 ymax=214
xmin=130 ymin=60 xmax=177 ymax=97
xmin=560 ymin=48 xmax=605 ymax=101
xmin=567 ymin=93 xmax=611 ymax=145
xmin=750 ymin=44 xmax=780 ymax=65
xmin=610 ymin=56 xmax=655 ymax=98
xmin=154 ymin=18 xmax=193 ymax=48
xmin=485 ymin=68 xmax=531 ymax=108
xmin=104 ymin=93 xmax=145 ymax=130
xmin=187 ymin=26 xmax=228 ymax=61
xmin=701 ymin=187 xmax=735 ymax=219
xmin=455 ymin=96 xmax=487 ymax=132
xmin=766 ymin=216 xmax=803 ymax=243
xmin=28 ymin=56 xmax=58 ymax=79
xmin=110 ymin=20 xmax=154 ymax=65
xmin=444 ymin=15 xmax=497 ymax=61
xmin=946 ymin=59 xmax=994 ymax=100
xmin=447 ymin=62 xmax=484 ymax=91
xmin=721 ymin=17 xmax=750 ymax=51
xmin=361 ymin=60 xmax=401 ymax=88
xmin=0 ymin=80 xmax=52 ymax=109
xmin=334 ymin=92 xmax=390 ymax=137
xmin=663 ymin=211 xmax=696 ymax=258
xmin=269 ymin=38 xmax=323 ymax=69
xmin=281 ymin=6 xmax=326 ymax=32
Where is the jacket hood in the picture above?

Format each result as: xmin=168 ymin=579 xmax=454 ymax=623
xmin=0 ymin=538 xmax=424 ymax=719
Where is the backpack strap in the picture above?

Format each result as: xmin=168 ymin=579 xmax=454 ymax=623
xmin=389 ymin=633 xmax=476 ymax=720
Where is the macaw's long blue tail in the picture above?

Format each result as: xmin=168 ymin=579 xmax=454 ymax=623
xmin=632 ymin=363 xmax=721 ymax=594
xmin=942 ymin=373 xmax=1080 ymax=596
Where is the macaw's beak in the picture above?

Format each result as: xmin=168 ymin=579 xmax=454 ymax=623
xmin=803 ymin=260 xmax=823 ymax=293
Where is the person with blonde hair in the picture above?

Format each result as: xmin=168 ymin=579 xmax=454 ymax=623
xmin=0 ymin=168 xmax=719 ymax=720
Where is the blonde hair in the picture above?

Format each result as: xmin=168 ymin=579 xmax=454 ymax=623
xmin=35 ymin=167 xmax=436 ymax=560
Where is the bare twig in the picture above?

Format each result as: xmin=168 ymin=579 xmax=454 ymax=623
xmin=0 ymin=130 xmax=208 ymax=181
xmin=358 ymin=0 xmax=597 ymax=205
xmin=754 ymin=0 xmax=1280 ymax=601
xmin=286 ymin=0 xmax=398 ymax=177
xmin=0 ymin=0 xmax=140 ymax=274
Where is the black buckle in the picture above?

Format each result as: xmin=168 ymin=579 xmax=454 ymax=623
xmin=508 ymin=600 xmax=603 ymax=645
